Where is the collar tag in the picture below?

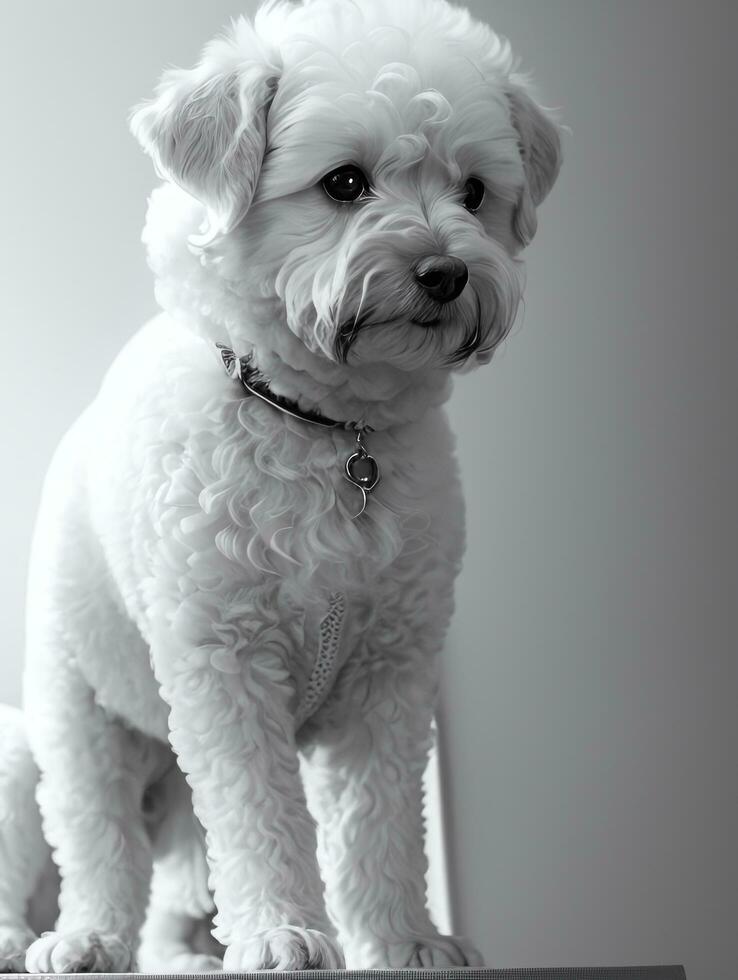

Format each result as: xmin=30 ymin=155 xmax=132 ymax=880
xmin=217 ymin=343 xmax=379 ymax=518
xmin=344 ymin=429 xmax=380 ymax=518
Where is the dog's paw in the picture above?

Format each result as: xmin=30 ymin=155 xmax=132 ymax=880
xmin=0 ymin=926 xmax=37 ymax=972
xmin=24 ymin=929 xmax=135 ymax=973
xmin=359 ymin=933 xmax=484 ymax=968
xmin=224 ymin=926 xmax=345 ymax=971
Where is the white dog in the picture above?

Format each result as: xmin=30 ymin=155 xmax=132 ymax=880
xmin=19 ymin=0 xmax=561 ymax=971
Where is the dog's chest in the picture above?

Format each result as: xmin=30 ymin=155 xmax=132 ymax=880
xmin=82 ymin=588 xmax=366 ymax=742
xmin=90 ymin=346 xmax=461 ymax=736
xmin=290 ymin=589 xmax=377 ymax=730
xmin=142 ymin=389 xmax=436 ymax=598
xmin=293 ymin=592 xmax=348 ymax=727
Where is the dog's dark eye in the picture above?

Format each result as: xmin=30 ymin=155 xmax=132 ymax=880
xmin=321 ymin=165 xmax=370 ymax=203
xmin=462 ymin=176 xmax=485 ymax=213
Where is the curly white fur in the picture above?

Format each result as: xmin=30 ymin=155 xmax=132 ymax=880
xmin=20 ymin=0 xmax=561 ymax=971
xmin=0 ymin=704 xmax=224 ymax=972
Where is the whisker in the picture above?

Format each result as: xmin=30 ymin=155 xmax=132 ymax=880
xmin=446 ymin=289 xmax=484 ymax=365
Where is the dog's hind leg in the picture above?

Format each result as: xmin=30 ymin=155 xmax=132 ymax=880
xmin=0 ymin=705 xmax=54 ymax=972
xmin=139 ymin=763 xmax=224 ymax=973
xmin=140 ymin=905 xmax=223 ymax=973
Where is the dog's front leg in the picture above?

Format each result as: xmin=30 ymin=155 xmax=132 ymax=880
xmin=148 ymin=605 xmax=345 ymax=971
xmin=301 ymin=621 xmax=483 ymax=968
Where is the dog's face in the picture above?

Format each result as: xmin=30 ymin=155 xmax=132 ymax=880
xmin=131 ymin=0 xmax=561 ymax=376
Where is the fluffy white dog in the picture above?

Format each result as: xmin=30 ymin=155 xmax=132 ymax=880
xmin=18 ymin=0 xmax=561 ymax=971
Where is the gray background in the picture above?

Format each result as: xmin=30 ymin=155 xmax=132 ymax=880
xmin=0 ymin=2 xmax=735 ymax=979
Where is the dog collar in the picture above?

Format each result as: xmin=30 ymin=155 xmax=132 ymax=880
xmin=216 ymin=343 xmax=379 ymax=518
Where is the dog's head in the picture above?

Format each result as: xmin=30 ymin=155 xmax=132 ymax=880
xmin=131 ymin=0 xmax=562 ymax=380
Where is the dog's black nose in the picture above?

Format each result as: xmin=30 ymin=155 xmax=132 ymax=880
xmin=414 ymin=255 xmax=468 ymax=302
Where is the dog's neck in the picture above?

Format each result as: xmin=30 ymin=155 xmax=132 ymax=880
xmin=226 ymin=314 xmax=454 ymax=432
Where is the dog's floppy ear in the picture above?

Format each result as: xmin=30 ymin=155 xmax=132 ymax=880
xmin=129 ymin=21 xmax=280 ymax=241
xmin=506 ymin=77 xmax=563 ymax=247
